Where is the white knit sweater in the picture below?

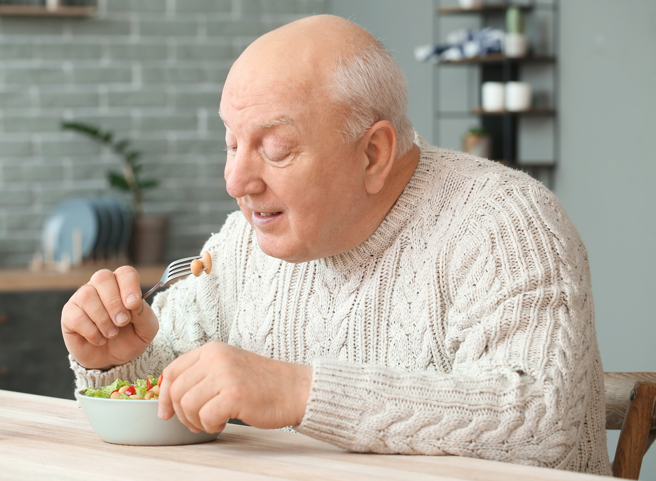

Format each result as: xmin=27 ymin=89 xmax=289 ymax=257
xmin=71 ymin=136 xmax=611 ymax=476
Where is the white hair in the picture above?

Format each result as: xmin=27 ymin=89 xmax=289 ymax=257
xmin=329 ymin=42 xmax=415 ymax=158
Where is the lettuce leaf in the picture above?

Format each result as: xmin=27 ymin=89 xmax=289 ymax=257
xmin=82 ymin=379 xmax=130 ymax=398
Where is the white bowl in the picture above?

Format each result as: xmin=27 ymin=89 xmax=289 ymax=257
xmin=76 ymin=390 xmax=219 ymax=445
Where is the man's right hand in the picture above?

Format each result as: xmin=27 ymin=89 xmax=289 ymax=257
xmin=61 ymin=266 xmax=159 ymax=370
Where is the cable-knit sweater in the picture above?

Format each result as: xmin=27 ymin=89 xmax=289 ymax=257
xmin=71 ymin=136 xmax=611 ymax=476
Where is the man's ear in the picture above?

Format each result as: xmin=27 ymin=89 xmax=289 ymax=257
xmin=360 ymin=120 xmax=397 ymax=195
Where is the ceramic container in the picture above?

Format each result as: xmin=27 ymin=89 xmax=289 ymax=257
xmin=458 ymin=0 xmax=482 ymax=9
xmin=504 ymin=33 xmax=529 ymax=58
xmin=76 ymin=390 xmax=219 ymax=446
xmin=482 ymin=82 xmax=505 ymax=112
xmin=505 ymin=82 xmax=532 ymax=112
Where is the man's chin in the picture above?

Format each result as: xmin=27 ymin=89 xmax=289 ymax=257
xmin=255 ymin=234 xmax=309 ymax=263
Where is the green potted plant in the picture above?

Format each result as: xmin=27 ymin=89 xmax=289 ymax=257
xmin=504 ymin=6 xmax=529 ymax=58
xmin=61 ymin=120 xmax=168 ymax=265
xmin=462 ymin=126 xmax=491 ymax=159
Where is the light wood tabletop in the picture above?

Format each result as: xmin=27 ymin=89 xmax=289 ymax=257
xmin=0 ymin=390 xmax=612 ymax=481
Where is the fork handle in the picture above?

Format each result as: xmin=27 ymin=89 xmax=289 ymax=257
xmin=141 ymin=282 xmax=162 ymax=301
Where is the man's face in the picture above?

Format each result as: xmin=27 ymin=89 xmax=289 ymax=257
xmin=220 ymin=70 xmax=368 ymax=263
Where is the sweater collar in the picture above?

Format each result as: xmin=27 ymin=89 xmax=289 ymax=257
xmin=318 ymin=134 xmax=437 ymax=272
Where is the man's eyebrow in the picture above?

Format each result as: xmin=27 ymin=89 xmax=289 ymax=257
xmin=217 ymin=111 xmax=295 ymax=130
xmin=255 ymin=116 xmax=295 ymax=129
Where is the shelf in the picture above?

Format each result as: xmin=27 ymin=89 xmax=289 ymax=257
xmin=0 ymin=264 xmax=166 ymax=292
xmin=495 ymin=160 xmax=556 ymax=167
xmin=472 ymin=107 xmax=555 ymax=116
xmin=437 ymin=4 xmax=533 ymax=15
xmin=439 ymin=54 xmax=555 ymax=65
xmin=0 ymin=5 xmax=95 ymax=17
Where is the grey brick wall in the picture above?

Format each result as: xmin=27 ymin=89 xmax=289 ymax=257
xmin=0 ymin=0 xmax=327 ymax=266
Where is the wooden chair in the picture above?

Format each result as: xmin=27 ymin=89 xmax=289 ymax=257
xmin=604 ymin=372 xmax=656 ymax=479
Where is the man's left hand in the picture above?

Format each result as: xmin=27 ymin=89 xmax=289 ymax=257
xmin=157 ymin=341 xmax=313 ymax=433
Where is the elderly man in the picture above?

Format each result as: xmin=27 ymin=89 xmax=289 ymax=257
xmin=61 ymin=15 xmax=611 ymax=475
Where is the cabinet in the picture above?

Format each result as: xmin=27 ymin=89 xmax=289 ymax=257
xmin=0 ymin=290 xmax=77 ymax=399
xmin=434 ymin=0 xmax=559 ymax=185
xmin=0 ymin=267 xmax=164 ymax=399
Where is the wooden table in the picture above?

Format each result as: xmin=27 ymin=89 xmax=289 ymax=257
xmin=0 ymin=390 xmax=611 ymax=480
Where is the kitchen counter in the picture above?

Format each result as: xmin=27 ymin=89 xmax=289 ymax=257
xmin=0 ymin=264 xmax=165 ymax=292
xmin=0 ymin=390 xmax=612 ymax=481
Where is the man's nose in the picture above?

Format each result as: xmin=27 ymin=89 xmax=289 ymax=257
xmin=224 ymin=149 xmax=266 ymax=199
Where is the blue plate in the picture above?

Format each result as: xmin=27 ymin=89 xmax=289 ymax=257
xmin=98 ymin=198 xmax=124 ymax=259
xmin=116 ymin=201 xmax=133 ymax=260
xmin=90 ymin=199 xmax=112 ymax=261
xmin=42 ymin=198 xmax=98 ymax=263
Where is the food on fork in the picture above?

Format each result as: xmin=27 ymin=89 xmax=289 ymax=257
xmin=190 ymin=251 xmax=212 ymax=277
xmin=83 ymin=374 xmax=163 ymax=400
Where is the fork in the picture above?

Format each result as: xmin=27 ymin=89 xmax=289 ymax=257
xmin=142 ymin=255 xmax=202 ymax=300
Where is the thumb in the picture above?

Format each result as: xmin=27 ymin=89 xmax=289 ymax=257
xmin=129 ymin=299 xmax=159 ymax=344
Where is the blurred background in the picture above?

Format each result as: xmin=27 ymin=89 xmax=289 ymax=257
xmin=0 ymin=0 xmax=653 ymax=477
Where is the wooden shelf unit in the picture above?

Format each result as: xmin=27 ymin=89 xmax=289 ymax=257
xmin=434 ymin=0 xmax=559 ymax=179
xmin=439 ymin=53 xmax=555 ymax=65
xmin=0 ymin=265 xmax=165 ymax=292
xmin=437 ymin=4 xmax=533 ymax=16
xmin=0 ymin=5 xmax=95 ymax=17
xmin=472 ymin=107 xmax=555 ymax=116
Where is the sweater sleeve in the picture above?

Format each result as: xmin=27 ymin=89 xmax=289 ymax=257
xmin=296 ymin=182 xmax=599 ymax=470
xmin=70 ymin=212 xmax=247 ymax=390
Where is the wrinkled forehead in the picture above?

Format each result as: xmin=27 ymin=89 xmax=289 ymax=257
xmin=220 ymin=62 xmax=332 ymax=133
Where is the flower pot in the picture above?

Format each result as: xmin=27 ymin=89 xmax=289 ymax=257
xmin=463 ymin=133 xmax=491 ymax=159
xmin=504 ymin=33 xmax=529 ymax=58
xmin=129 ymin=215 xmax=168 ymax=265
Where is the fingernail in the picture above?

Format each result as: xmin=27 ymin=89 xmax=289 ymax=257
xmin=107 ymin=327 xmax=118 ymax=338
xmin=116 ymin=312 xmax=129 ymax=326
xmin=158 ymin=408 xmax=165 ymax=419
xmin=127 ymin=294 xmax=139 ymax=305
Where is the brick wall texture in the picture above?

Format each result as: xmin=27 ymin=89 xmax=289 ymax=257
xmin=0 ymin=0 xmax=327 ymax=266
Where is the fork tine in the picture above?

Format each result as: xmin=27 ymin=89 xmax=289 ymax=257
xmin=165 ymin=270 xmax=194 ymax=284
xmin=169 ymin=255 xmax=201 ymax=268
xmin=169 ymin=263 xmax=195 ymax=276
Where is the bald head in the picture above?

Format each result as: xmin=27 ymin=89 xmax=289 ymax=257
xmin=223 ymin=15 xmax=414 ymax=157
xmin=236 ymin=15 xmax=377 ymax=80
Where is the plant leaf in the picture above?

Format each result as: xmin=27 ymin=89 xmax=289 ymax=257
xmin=136 ymin=179 xmax=158 ymax=190
xmin=61 ymin=121 xmax=107 ymax=143
xmin=125 ymin=151 xmax=141 ymax=164
xmin=114 ymin=139 xmax=130 ymax=153
xmin=107 ymin=171 xmax=131 ymax=191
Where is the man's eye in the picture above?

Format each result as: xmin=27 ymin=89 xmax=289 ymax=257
xmin=224 ymin=145 xmax=237 ymax=154
xmin=262 ymin=149 xmax=290 ymax=162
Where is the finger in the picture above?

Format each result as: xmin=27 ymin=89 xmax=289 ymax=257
xmin=114 ymin=266 xmax=143 ymax=312
xmin=198 ymin=396 xmax=230 ymax=434
xmin=158 ymin=350 xmax=201 ymax=420
xmin=71 ymin=284 xmax=119 ymax=340
xmin=61 ymin=300 xmax=107 ymax=347
xmin=174 ymin=371 xmax=212 ymax=433
xmin=88 ymin=269 xmax=130 ymax=328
